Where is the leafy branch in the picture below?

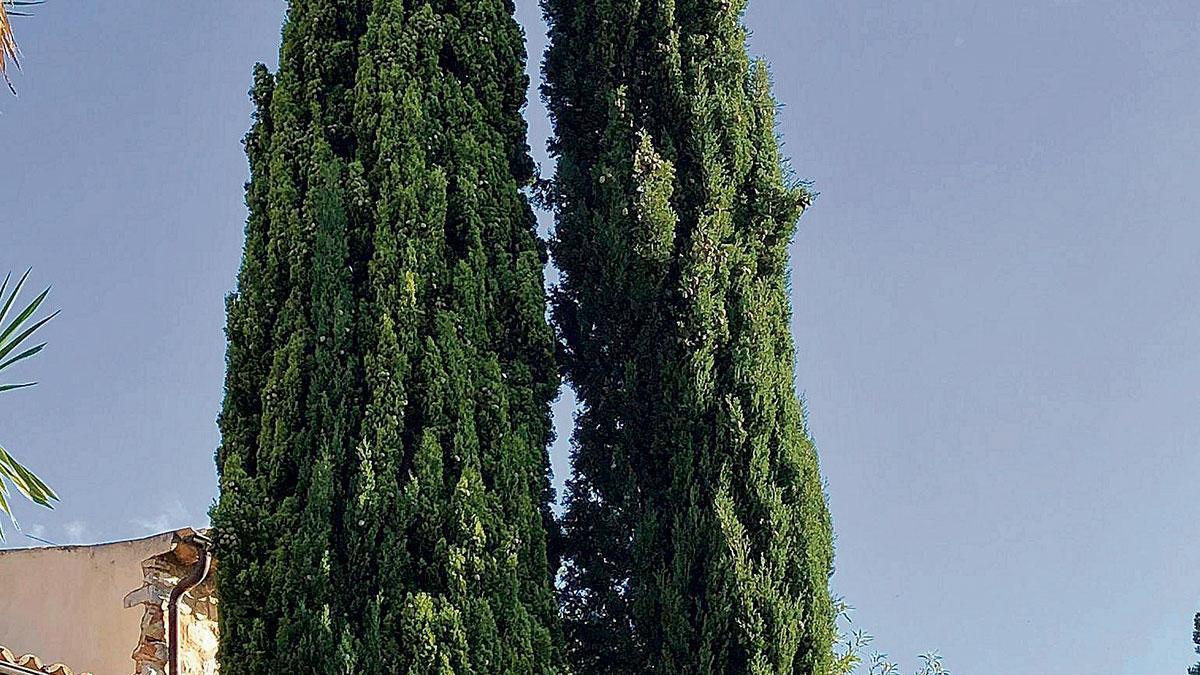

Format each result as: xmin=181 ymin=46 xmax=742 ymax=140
xmin=831 ymin=597 xmax=951 ymax=675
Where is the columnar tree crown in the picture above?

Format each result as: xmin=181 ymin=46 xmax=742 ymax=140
xmin=212 ymin=0 xmax=562 ymax=671
xmin=543 ymin=0 xmax=836 ymax=672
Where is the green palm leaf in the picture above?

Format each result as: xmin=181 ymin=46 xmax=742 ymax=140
xmin=0 ymin=268 xmax=58 ymax=541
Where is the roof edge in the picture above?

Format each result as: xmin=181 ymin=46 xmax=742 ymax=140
xmin=0 ymin=646 xmax=93 ymax=675
xmin=0 ymin=526 xmax=208 ymax=554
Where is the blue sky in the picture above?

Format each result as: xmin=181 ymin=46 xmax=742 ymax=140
xmin=2 ymin=2 xmax=1198 ymax=673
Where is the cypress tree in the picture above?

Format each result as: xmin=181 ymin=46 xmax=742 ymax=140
xmin=212 ymin=1 xmax=562 ymax=671
xmin=1190 ymin=613 xmax=1200 ymax=675
xmin=543 ymin=1 xmax=835 ymax=673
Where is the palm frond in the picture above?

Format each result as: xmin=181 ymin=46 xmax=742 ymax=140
xmin=0 ymin=268 xmax=58 ymax=540
xmin=0 ymin=2 xmax=18 ymax=94
xmin=0 ymin=1 xmax=43 ymax=94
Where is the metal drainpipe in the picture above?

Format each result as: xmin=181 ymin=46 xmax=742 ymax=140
xmin=167 ymin=534 xmax=212 ymax=675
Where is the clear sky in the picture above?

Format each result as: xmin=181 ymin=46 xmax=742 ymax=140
xmin=2 ymin=2 xmax=1197 ymax=673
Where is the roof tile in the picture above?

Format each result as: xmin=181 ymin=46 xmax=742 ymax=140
xmin=0 ymin=646 xmax=93 ymax=675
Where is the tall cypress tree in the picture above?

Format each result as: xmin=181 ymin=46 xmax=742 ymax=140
xmin=212 ymin=1 xmax=562 ymax=671
xmin=543 ymin=1 xmax=835 ymax=673
xmin=1190 ymin=613 xmax=1200 ymax=675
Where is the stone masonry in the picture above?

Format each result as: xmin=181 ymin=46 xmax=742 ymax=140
xmin=122 ymin=529 xmax=219 ymax=675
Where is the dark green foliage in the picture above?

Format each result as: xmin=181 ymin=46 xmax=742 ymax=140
xmin=212 ymin=0 xmax=562 ymax=671
xmin=1190 ymin=613 xmax=1200 ymax=675
xmin=543 ymin=0 xmax=835 ymax=673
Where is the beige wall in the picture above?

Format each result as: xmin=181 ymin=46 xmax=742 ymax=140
xmin=0 ymin=532 xmax=177 ymax=675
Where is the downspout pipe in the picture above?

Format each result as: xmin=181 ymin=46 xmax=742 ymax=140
xmin=168 ymin=534 xmax=212 ymax=674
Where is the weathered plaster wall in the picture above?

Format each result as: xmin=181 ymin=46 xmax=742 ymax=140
xmin=0 ymin=530 xmax=215 ymax=675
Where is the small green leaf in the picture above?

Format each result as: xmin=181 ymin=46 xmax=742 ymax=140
xmin=0 ymin=268 xmax=31 ymax=332
xmin=0 ymin=341 xmax=45 ymax=372
xmin=0 ymin=307 xmax=57 ymax=363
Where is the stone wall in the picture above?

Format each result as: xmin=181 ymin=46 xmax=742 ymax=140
xmin=122 ymin=529 xmax=218 ymax=675
xmin=0 ymin=528 xmax=218 ymax=675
